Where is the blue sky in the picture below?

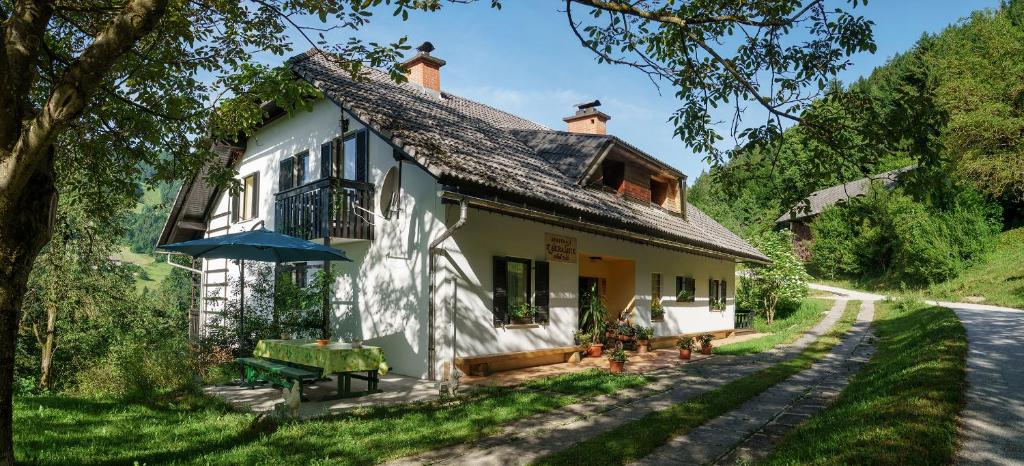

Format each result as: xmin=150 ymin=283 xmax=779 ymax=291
xmin=293 ymin=1 xmax=999 ymax=178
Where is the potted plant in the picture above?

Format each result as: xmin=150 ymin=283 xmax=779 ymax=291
xmin=636 ymin=326 xmax=654 ymax=353
xmin=509 ymin=303 xmax=537 ymax=325
xmin=676 ymin=336 xmax=695 ymax=360
xmin=699 ymin=333 xmax=714 ymax=355
xmin=615 ymin=323 xmax=636 ymax=342
xmin=651 ymin=300 xmax=665 ymax=321
xmin=575 ymin=330 xmax=602 ymax=357
xmin=607 ymin=347 xmax=628 ymax=374
xmin=710 ymin=297 xmax=726 ymax=312
xmin=676 ymin=289 xmax=694 ymax=302
xmin=581 ymin=284 xmax=608 ymax=354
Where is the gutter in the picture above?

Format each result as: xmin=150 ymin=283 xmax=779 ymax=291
xmin=440 ymin=191 xmax=769 ymax=265
xmin=426 ymin=195 xmax=469 ymax=381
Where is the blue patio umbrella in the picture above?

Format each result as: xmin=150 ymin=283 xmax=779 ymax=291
xmin=159 ymin=228 xmax=351 ymax=350
xmin=158 ymin=228 xmax=351 ymax=262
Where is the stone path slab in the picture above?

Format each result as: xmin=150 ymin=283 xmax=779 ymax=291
xmin=385 ymin=300 xmax=849 ymax=466
xmin=633 ymin=301 xmax=875 ymax=466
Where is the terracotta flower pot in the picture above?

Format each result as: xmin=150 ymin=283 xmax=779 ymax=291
xmin=700 ymin=345 xmax=712 ymax=355
xmin=587 ymin=343 xmax=604 ymax=358
xmin=316 ymin=339 xmax=330 ymax=346
xmin=510 ymin=317 xmax=534 ymax=325
xmin=679 ymin=348 xmax=692 ymax=360
xmin=608 ymin=360 xmax=625 ymax=374
xmin=637 ymin=340 xmax=650 ymax=353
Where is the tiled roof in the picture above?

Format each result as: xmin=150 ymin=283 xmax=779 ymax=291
xmin=290 ymin=50 xmax=767 ymax=262
xmin=776 ymin=166 xmax=915 ymax=223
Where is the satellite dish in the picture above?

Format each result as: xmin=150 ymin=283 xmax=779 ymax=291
xmin=379 ymin=166 xmax=400 ymax=220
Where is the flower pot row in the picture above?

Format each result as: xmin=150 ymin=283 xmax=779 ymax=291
xmin=676 ymin=334 xmax=715 ymax=360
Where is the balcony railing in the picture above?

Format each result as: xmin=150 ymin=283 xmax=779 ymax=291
xmin=274 ymin=177 xmax=375 ymax=241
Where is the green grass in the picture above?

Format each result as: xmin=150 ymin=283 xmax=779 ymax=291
xmin=761 ymin=300 xmax=967 ymax=465
xmin=536 ymin=300 xmax=862 ymax=466
xmin=716 ymin=298 xmax=831 ymax=355
xmin=15 ymin=369 xmax=648 ymax=465
xmin=113 ymin=245 xmax=173 ymax=293
xmin=811 ymin=228 xmax=1024 ymax=310
xmin=930 ymin=227 xmax=1024 ymax=309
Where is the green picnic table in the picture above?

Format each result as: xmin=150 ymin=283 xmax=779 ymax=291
xmin=251 ymin=339 xmax=390 ymax=399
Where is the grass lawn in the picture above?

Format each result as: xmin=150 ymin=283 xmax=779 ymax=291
xmin=761 ymin=300 xmax=967 ymax=465
xmin=716 ymin=298 xmax=830 ymax=355
xmin=15 ymin=369 xmax=647 ymax=465
xmin=536 ymin=300 xmax=862 ymax=466
xmin=930 ymin=227 xmax=1024 ymax=309
xmin=113 ymin=245 xmax=173 ymax=294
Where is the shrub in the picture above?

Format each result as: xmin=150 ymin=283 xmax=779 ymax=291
xmin=740 ymin=230 xmax=810 ymax=324
xmin=810 ymin=184 xmax=1000 ymax=285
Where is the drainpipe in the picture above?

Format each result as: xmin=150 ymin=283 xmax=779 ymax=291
xmin=427 ymin=196 xmax=469 ymax=381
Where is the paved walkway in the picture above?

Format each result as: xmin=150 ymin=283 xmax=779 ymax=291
xmin=386 ymin=300 xmax=850 ymax=466
xmin=810 ymin=283 xmax=1024 ymax=465
xmin=635 ymin=301 xmax=876 ymax=465
xmin=952 ymin=306 xmax=1024 ymax=465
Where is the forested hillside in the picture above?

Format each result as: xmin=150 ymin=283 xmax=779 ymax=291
xmin=692 ymin=2 xmax=1023 ymax=289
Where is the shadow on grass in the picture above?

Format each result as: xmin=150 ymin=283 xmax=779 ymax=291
xmin=16 ymin=368 xmax=650 ymax=465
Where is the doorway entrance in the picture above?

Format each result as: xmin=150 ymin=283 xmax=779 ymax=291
xmin=578 ymin=276 xmax=602 ymax=332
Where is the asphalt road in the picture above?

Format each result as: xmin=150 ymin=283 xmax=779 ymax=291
xmin=951 ymin=306 xmax=1024 ymax=465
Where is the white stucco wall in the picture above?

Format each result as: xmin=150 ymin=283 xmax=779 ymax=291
xmin=433 ymin=206 xmax=736 ymax=369
xmin=198 ymin=99 xmax=446 ymax=379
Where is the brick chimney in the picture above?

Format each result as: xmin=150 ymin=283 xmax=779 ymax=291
xmin=401 ymin=42 xmax=446 ymax=93
xmin=564 ymin=100 xmax=610 ymax=134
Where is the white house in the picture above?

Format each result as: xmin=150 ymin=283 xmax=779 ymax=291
xmin=159 ymin=43 xmax=768 ymax=381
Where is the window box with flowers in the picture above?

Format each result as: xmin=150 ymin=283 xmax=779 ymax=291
xmin=509 ymin=303 xmax=537 ymax=325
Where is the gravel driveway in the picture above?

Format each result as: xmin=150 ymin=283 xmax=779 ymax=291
xmin=949 ymin=306 xmax=1024 ymax=465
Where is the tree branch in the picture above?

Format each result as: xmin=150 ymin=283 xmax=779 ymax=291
xmin=3 ymin=0 xmax=169 ymax=197
xmin=1 ymin=0 xmax=54 ymax=148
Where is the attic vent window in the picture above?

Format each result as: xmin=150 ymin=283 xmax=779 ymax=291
xmin=601 ymin=159 xmax=625 ymax=190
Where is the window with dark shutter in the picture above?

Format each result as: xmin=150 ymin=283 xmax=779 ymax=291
xmin=492 ymin=256 xmax=508 ymax=326
xmin=676 ymin=276 xmax=695 ymax=302
xmin=534 ymin=261 xmax=550 ymax=323
xmin=720 ymin=281 xmax=727 ymax=306
xmin=356 ymin=130 xmax=368 ymax=182
xmin=250 ymin=171 xmax=259 ymax=218
xmin=320 ymin=142 xmax=332 ymax=179
xmin=230 ymin=191 xmax=240 ymax=223
xmin=279 ymin=157 xmax=294 ymax=191
xmin=295 ymin=151 xmax=308 ymax=185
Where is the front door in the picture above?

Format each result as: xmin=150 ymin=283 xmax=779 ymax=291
xmin=578 ymin=276 xmax=600 ymax=332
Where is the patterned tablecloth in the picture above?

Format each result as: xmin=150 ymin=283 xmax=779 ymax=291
xmin=253 ymin=339 xmax=389 ymax=376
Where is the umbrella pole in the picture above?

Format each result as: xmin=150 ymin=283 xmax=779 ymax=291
xmin=239 ymin=259 xmax=245 ymax=354
xmin=321 ymin=259 xmax=330 ymax=340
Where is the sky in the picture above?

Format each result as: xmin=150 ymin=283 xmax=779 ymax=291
xmin=290 ymin=0 xmax=1000 ymax=178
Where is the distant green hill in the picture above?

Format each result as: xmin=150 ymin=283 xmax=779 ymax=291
xmin=119 ymin=183 xmax=179 ymax=294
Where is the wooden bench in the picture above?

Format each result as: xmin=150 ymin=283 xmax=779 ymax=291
xmin=455 ymin=345 xmax=587 ymax=376
xmin=236 ymin=357 xmax=320 ymax=397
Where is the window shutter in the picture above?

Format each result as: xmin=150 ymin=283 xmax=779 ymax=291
xmin=251 ymin=171 xmax=260 ymax=218
xmin=492 ymin=256 xmax=508 ymax=325
xmin=279 ymin=157 xmax=294 ymax=191
xmin=721 ymin=281 xmax=727 ymax=304
xmin=230 ymin=191 xmax=240 ymax=223
xmin=534 ymin=261 xmax=550 ymax=323
xmin=709 ymin=278 xmax=714 ymax=310
xmin=320 ymin=142 xmax=332 ymax=179
xmin=675 ymin=276 xmax=683 ymax=301
xmin=332 ymin=137 xmax=342 ymax=178
xmin=356 ymin=131 xmax=368 ymax=182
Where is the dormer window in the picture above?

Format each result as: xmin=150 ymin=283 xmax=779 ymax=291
xmin=601 ymin=159 xmax=625 ymax=190
xmin=651 ymin=178 xmax=669 ymax=205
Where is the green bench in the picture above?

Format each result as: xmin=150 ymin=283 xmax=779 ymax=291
xmin=236 ymin=357 xmax=320 ymax=398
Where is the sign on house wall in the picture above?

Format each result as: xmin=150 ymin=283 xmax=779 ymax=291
xmin=545 ymin=233 xmax=577 ymax=263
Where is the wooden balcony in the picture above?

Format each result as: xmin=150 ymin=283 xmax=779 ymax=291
xmin=274 ymin=177 xmax=375 ymax=241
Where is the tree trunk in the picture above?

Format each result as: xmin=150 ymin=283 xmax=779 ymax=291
xmin=37 ymin=302 xmax=57 ymax=390
xmin=0 ymin=154 xmax=57 ymax=466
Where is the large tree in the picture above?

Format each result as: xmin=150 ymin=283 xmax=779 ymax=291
xmin=0 ymin=0 xmax=876 ymax=462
